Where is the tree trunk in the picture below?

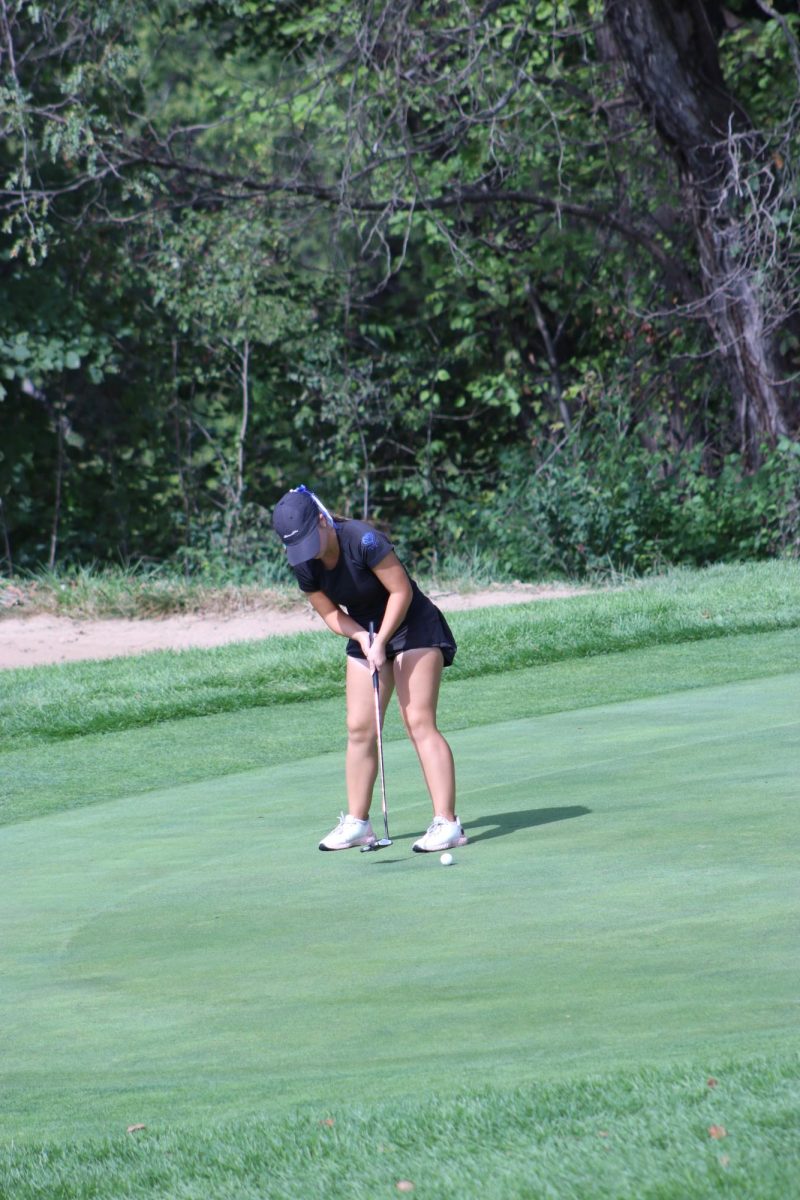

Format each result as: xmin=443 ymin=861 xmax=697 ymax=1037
xmin=171 ymin=337 xmax=193 ymax=566
xmin=604 ymin=0 xmax=796 ymax=460
xmin=48 ymin=407 xmax=66 ymax=570
xmin=225 ymin=337 xmax=250 ymax=555
xmin=0 ymin=498 xmax=12 ymax=570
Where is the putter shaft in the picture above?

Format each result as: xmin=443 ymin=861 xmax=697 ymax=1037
xmin=361 ymin=621 xmax=392 ymax=851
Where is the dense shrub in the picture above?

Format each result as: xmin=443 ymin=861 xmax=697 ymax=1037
xmin=421 ymin=430 xmax=800 ymax=581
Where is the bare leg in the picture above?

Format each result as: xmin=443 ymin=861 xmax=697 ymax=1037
xmin=344 ymin=655 xmax=394 ymax=819
xmin=393 ymin=648 xmax=456 ymax=819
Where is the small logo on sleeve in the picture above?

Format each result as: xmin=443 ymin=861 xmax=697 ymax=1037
xmin=361 ymin=531 xmax=378 ymax=550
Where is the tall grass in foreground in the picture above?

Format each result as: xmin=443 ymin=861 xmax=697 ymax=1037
xmin=1 ymin=1056 xmax=797 ymax=1199
xmin=1 ymin=562 xmax=798 ymax=750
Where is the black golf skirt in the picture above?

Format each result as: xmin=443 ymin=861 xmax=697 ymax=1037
xmin=346 ymin=597 xmax=457 ymax=667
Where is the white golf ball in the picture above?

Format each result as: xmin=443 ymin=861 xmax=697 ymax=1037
xmin=440 ymin=852 xmax=454 ymax=866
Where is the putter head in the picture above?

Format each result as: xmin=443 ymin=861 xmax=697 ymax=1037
xmin=360 ymin=838 xmax=393 ymax=853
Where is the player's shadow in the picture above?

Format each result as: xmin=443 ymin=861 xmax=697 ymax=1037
xmin=465 ymin=806 xmax=591 ymax=843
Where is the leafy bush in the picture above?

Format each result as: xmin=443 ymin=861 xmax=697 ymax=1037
xmin=171 ymin=503 xmax=295 ymax=586
xmin=429 ymin=425 xmax=800 ymax=580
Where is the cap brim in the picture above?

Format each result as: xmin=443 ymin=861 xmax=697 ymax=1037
xmin=285 ymin=526 xmax=321 ymax=566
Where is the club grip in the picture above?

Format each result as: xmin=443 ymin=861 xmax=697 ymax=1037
xmin=368 ymin=620 xmax=379 ymax=687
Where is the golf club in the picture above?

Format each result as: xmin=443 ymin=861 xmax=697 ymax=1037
xmin=361 ymin=621 xmax=393 ymax=852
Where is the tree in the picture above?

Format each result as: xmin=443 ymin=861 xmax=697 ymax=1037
xmin=121 ymin=0 xmax=798 ymax=459
xmin=604 ymin=0 xmax=800 ymax=458
xmin=1 ymin=0 xmax=798 ymax=568
xmin=147 ymin=205 xmax=310 ymax=552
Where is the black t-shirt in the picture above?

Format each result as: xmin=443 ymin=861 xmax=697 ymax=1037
xmin=292 ymin=519 xmax=425 ymax=632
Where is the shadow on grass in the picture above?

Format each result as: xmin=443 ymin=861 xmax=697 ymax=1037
xmin=363 ymin=806 xmax=590 ymax=862
xmin=465 ymin=806 xmax=591 ymax=843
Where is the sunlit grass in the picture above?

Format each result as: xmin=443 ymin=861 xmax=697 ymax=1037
xmin=2 ymin=626 xmax=798 ymax=828
xmin=1 ymin=561 xmax=798 ymax=751
xmin=0 ymin=562 xmax=300 ymax=619
xmin=2 ymin=1057 xmax=798 ymax=1199
xmin=0 ymin=557 xmax=566 ymax=619
xmin=2 ymin=563 xmax=799 ymax=1198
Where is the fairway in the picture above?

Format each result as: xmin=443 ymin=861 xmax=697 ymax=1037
xmin=2 ymin=652 xmax=798 ymax=1145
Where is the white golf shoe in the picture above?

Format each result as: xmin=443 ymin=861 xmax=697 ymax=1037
xmin=412 ymin=815 xmax=468 ymax=853
xmin=319 ymin=813 xmax=377 ymax=851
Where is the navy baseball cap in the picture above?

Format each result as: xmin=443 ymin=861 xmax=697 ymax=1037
xmin=272 ymin=488 xmax=322 ymax=565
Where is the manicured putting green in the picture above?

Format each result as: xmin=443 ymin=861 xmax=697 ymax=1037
xmin=1 ymin=669 xmax=798 ymax=1142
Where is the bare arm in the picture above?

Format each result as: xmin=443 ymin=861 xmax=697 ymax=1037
xmin=305 ymin=551 xmax=413 ymax=669
xmin=306 ymin=590 xmax=369 ymax=651
xmin=368 ymin=552 xmax=413 ymax=670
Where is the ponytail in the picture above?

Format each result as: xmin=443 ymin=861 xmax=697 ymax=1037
xmin=292 ymin=484 xmax=335 ymax=526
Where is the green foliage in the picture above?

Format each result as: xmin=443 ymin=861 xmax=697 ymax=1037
xmin=170 ymin=503 xmax=296 ymax=584
xmin=431 ymin=417 xmax=800 ymax=580
xmin=0 ymin=248 xmax=119 ymax=399
xmin=1 ymin=0 xmax=798 ymax=572
xmin=148 ymin=207 xmax=299 ymax=346
xmin=720 ymin=11 xmax=800 ymax=129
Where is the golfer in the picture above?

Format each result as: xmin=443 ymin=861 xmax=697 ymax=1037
xmin=272 ymin=485 xmax=466 ymax=854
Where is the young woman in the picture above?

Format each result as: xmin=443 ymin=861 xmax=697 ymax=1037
xmin=272 ymin=485 xmax=466 ymax=853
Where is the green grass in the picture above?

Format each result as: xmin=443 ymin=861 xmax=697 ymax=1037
xmin=2 ymin=626 xmax=799 ymax=828
xmin=2 ymin=665 xmax=799 ymax=1148
xmin=2 ymin=563 xmax=799 ymax=1197
xmin=2 ymin=561 xmax=798 ymax=750
xmin=1 ymin=1058 xmax=798 ymax=1199
xmin=0 ymin=555 xmax=552 ymax=619
xmin=5 ymin=668 xmax=798 ymax=1134
xmin=0 ymin=561 xmax=299 ymax=618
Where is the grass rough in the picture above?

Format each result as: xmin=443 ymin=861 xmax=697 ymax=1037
xmin=1 ymin=561 xmax=798 ymax=750
xmin=1 ymin=1057 xmax=798 ymax=1198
